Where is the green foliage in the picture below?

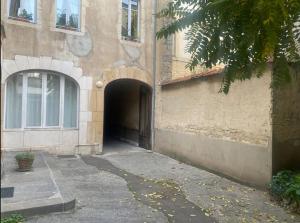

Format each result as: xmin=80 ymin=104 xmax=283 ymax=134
xmin=270 ymin=170 xmax=300 ymax=206
xmin=56 ymin=13 xmax=79 ymax=30
xmin=1 ymin=214 xmax=25 ymax=223
xmin=15 ymin=152 xmax=35 ymax=161
xmin=56 ymin=13 xmax=67 ymax=27
xmin=284 ymin=174 xmax=300 ymax=204
xmin=18 ymin=9 xmax=33 ymax=21
xmin=157 ymin=0 xmax=300 ymax=93
xmin=69 ymin=14 xmax=79 ymax=30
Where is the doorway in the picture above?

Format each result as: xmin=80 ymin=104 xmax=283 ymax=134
xmin=103 ymin=79 xmax=152 ymax=150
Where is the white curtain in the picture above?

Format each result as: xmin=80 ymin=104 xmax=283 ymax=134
xmin=64 ymin=77 xmax=77 ymax=128
xmin=46 ymin=74 xmax=60 ymax=126
xmin=26 ymin=73 xmax=42 ymax=127
xmin=6 ymin=74 xmax=23 ymax=128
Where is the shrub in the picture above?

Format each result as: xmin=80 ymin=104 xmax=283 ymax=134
xmin=15 ymin=152 xmax=34 ymax=161
xmin=284 ymin=174 xmax=300 ymax=205
xmin=270 ymin=170 xmax=300 ymax=209
xmin=0 ymin=214 xmax=25 ymax=223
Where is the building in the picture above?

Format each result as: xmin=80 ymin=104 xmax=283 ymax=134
xmin=1 ymin=0 xmax=299 ymax=187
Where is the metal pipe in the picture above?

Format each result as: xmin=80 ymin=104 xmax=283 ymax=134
xmin=151 ymin=0 xmax=157 ymax=150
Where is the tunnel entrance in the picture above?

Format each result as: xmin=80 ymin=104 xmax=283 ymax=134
xmin=103 ymin=79 xmax=152 ymax=150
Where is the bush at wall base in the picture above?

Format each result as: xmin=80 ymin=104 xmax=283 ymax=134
xmin=270 ymin=170 xmax=300 ymax=213
xmin=15 ymin=152 xmax=35 ymax=172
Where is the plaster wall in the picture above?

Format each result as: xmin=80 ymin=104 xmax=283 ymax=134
xmin=1 ymin=0 xmax=154 ymax=154
xmin=155 ymin=73 xmax=273 ymax=186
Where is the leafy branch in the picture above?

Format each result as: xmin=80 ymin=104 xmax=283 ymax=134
xmin=157 ymin=0 xmax=300 ymax=93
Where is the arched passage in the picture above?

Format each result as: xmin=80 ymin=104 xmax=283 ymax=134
xmin=103 ymin=79 xmax=152 ymax=150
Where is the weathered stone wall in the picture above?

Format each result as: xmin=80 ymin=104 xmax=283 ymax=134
xmin=272 ymin=71 xmax=300 ymax=172
xmin=1 ymin=0 xmax=154 ymax=154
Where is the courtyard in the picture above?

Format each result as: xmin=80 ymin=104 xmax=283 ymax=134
xmin=1 ymin=141 xmax=299 ymax=223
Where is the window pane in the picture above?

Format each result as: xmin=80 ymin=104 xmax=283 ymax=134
xmin=64 ymin=77 xmax=77 ymax=128
xmin=131 ymin=0 xmax=138 ymax=39
xmin=27 ymin=73 xmax=42 ymax=127
xmin=122 ymin=0 xmax=129 ymax=37
xmin=46 ymin=74 xmax=60 ymax=126
xmin=9 ymin=0 xmax=36 ymax=22
xmin=6 ymin=74 xmax=23 ymax=128
xmin=56 ymin=0 xmax=80 ymax=30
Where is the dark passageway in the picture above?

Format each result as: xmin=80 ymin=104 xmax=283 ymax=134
xmin=103 ymin=79 xmax=152 ymax=150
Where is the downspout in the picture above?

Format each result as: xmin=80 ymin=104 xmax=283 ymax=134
xmin=151 ymin=0 xmax=157 ymax=150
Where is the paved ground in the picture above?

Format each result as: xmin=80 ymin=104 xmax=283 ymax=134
xmin=1 ymin=152 xmax=59 ymax=205
xmin=1 ymin=152 xmax=75 ymax=216
xmin=5 ymin=141 xmax=300 ymax=222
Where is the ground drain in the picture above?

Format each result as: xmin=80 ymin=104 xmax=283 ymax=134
xmin=82 ymin=156 xmax=216 ymax=223
xmin=1 ymin=187 xmax=14 ymax=198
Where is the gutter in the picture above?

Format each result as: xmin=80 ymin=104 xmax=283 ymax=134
xmin=151 ymin=0 xmax=157 ymax=150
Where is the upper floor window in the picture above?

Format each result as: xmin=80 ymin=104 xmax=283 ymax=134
xmin=56 ymin=0 xmax=81 ymax=31
xmin=9 ymin=0 xmax=37 ymax=23
xmin=5 ymin=71 xmax=79 ymax=129
xmin=122 ymin=0 xmax=139 ymax=41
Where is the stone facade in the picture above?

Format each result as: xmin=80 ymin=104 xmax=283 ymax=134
xmin=1 ymin=0 xmax=154 ymax=155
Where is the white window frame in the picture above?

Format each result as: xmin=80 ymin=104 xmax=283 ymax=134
xmin=7 ymin=0 xmax=38 ymax=24
xmin=122 ymin=0 xmax=140 ymax=41
xmin=55 ymin=0 xmax=81 ymax=32
xmin=4 ymin=71 xmax=79 ymax=130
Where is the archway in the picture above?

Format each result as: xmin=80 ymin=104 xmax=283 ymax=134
xmin=103 ymin=79 xmax=152 ymax=150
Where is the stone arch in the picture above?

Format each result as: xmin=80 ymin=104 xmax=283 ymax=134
xmin=103 ymin=78 xmax=153 ymax=150
xmin=1 ymin=55 xmax=96 ymax=154
xmin=1 ymin=55 xmax=90 ymax=90
xmin=102 ymin=66 xmax=153 ymax=89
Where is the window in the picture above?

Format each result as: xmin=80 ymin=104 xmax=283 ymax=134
xmin=5 ymin=71 xmax=79 ymax=129
xmin=122 ymin=0 xmax=139 ymax=41
xmin=56 ymin=0 xmax=81 ymax=31
xmin=9 ymin=0 xmax=36 ymax=23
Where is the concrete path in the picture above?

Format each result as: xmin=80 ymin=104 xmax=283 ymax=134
xmin=9 ymin=141 xmax=300 ymax=222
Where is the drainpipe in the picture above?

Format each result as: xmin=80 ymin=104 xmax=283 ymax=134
xmin=151 ymin=0 xmax=158 ymax=150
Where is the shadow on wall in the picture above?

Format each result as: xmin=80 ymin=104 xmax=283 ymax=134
xmin=272 ymin=70 xmax=300 ymax=173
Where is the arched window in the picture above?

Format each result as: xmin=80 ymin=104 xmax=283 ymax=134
xmin=5 ymin=71 xmax=79 ymax=129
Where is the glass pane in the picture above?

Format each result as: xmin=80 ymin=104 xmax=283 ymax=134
xmin=6 ymin=74 xmax=23 ymax=128
xmin=9 ymin=0 xmax=36 ymax=22
xmin=27 ymin=73 xmax=42 ymax=127
xmin=56 ymin=0 xmax=80 ymax=30
xmin=46 ymin=74 xmax=60 ymax=126
xmin=131 ymin=1 xmax=138 ymax=39
xmin=64 ymin=77 xmax=77 ymax=128
xmin=122 ymin=0 xmax=129 ymax=37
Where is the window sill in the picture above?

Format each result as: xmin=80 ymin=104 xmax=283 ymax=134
xmin=3 ymin=128 xmax=79 ymax=132
xmin=172 ymin=56 xmax=190 ymax=63
xmin=120 ymin=38 xmax=142 ymax=47
xmin=6 ymin=17 xmax=40 ymax=29
xmin=50 ymin=27 xmax=84 ymax=36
